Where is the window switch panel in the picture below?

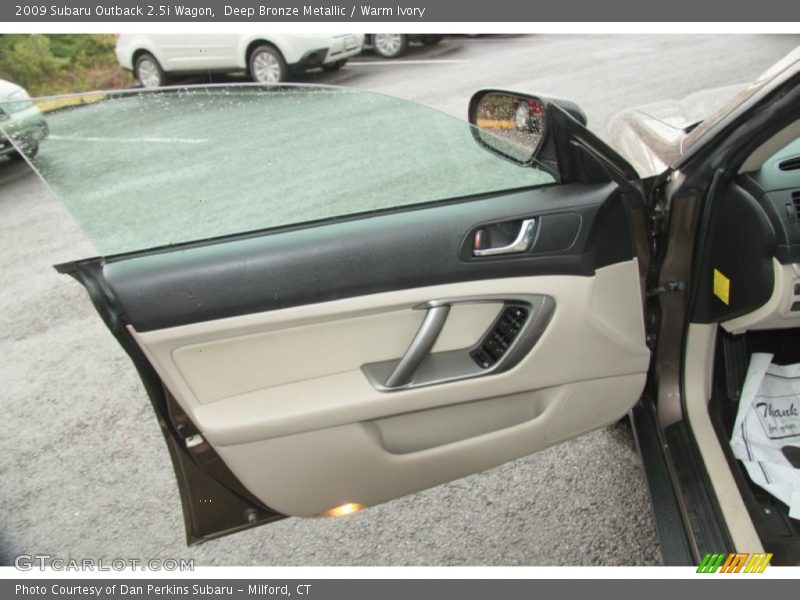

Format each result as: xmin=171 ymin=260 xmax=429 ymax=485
xmin=471 ymin=305 xmax=529 ymax=368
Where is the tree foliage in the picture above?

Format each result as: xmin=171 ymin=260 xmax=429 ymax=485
xmin=0 ymin=34 xmax=133 ymax=96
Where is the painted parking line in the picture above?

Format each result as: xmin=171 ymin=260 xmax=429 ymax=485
xmin=348 ymin=59 xmax=470 ymax=66
xmin=49 ymin=135 xmax=208 ymax=144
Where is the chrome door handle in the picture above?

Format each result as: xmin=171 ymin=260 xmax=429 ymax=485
xmin=473 ymin=218 xmax=536 ymax=257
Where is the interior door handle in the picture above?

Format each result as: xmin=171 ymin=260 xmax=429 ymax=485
xmin=362 ymin=294 xmax=555 ymax=392
xmin=473 ymin=218 xmax=536 ymax=257
xmin=384 ymin=304 xmax=450 ymax=388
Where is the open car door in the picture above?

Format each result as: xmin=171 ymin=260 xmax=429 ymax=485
xmin=4 ymin=86 xmax=652 ymax=544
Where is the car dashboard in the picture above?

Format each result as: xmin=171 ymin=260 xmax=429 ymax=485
xmin=718 ymin=138 xmax=800 ymax=334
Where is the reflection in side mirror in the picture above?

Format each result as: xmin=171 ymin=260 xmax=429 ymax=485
xmin=469 ymin=91 xmax=546 ymax=166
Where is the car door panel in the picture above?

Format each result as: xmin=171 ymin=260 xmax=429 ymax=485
xmin=67 ymin=177 xmax=650 ymax=521
xmin=49 ymin=198 xmax=649 ymax=537
xmin=214 ymin=374 xmax=646 ymax=517
xmin=100 ymin=183 xmax=626 ymax=331
xmin=150 ymin=33 xmax=241 ymax=71
xmin=16 ymin=85 xmax=652 ymax=541
xmin=152 ymin=301 xmax=505 ymax=405
xmin=131 ymin=260 xmax=648 ymax=439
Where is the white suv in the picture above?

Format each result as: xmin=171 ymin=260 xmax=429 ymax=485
xmin=115 ymin=34 xmax=365 ymax=87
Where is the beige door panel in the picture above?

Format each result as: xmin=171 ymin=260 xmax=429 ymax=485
xmin=130 ymin=259 xmax=649 ymax=515
xmin=131 ymin=260 xmax=649 ymax=443
xmin=216 ymin=373 xmax=645 ymax=517
xmin=172 ymin=301 xmax=502 ymax=404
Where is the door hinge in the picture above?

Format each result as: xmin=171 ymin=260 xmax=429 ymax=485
xmin=646 ymin=280 xmax=685 ymax=297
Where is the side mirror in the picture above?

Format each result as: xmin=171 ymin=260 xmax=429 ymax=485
xmin=468 ymin=89 xmax=587 ymax=167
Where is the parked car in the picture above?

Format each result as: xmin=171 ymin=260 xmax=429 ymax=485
xmin=513 ymin=97 xmax=545 ymax=133
xmin=365 ymin=34 xmax=444 ymax=58
xmin=4 ymin=48 xmax=800 ymax=566
xmin=0 ymin=79 xmax=48 ymax=160
xmin=115 ymin=34 xmax=365 ymax=87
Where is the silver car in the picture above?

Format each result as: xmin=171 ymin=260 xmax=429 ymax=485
xmin=0 ymin=79 xmax=48 ymax=160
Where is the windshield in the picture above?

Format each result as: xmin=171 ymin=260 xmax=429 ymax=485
xmin=1 ymin=85 xmax=555 ymax=256
xmin=0 ymin=88 xmax=34 ymax=113
xmin=682 ymin=46 xmax=800 ymax=152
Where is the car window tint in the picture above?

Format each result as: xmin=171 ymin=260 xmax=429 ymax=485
xmin=2 ymin=85 xmax=556 ymax=256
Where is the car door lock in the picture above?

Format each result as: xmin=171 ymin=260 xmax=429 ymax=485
xmin=646 ymin=280 xmax=685 ymax=297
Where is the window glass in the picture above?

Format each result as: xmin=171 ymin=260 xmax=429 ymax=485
xmin=1 ymin=85 xmax=556 ymax=256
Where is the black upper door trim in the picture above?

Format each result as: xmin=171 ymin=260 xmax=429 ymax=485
xmin=100 ymin=182 xmax=631 ymax=331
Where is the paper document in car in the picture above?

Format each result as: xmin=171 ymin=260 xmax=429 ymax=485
xmin=730 ymin=353 xmax=800 ymax=519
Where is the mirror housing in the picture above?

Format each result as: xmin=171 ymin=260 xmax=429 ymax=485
xmin=468 ymin=89 xmax=588 ymax=168
xmin=468 ymin=91 xmax=547 ymax=166
xmin=469 ymin=89 xmax=640 ymax=188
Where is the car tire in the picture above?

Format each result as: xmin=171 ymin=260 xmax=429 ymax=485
xmin=322 ymin=59 xmax=347 ymax=72
xmin=8 ymin=146 xmax=39 ymax=162
xmin=249 ymin=45 xmax=288 ymax=84
xmin=9 ymin=141 xmax=38 ymax=161
xmin=134 ymin=53 xmax=167 ymax=88
xmin=373 ymin=34 xmax=408 ymax=59
xmin=419 ymin=35 xmax=444 ymax=46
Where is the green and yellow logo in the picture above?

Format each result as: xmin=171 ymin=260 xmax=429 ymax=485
xmin=697 ymin=552 xmax=773 ymax=573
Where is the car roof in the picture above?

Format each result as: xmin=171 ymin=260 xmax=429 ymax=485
xmin=0 ymin=78 xmax=24 ymax=99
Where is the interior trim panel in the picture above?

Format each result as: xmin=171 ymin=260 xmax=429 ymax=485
xmin=104 ymin=182 xmax=629 ymax=331
xmin=215 ymin=374 xmax=646 ymax=517
xmin=723 ymin=259 xmax=800 ymax=333
xmin=100 ymin=174 xmax=649 ymax=520
xmin=129 ymin=261 xmax=650 ymax=516
xmin=131 ymin=261 xmax=649 ymax=440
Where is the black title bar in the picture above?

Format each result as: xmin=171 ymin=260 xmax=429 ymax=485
xmin=3 ymin=0 xmax=800 ymax=22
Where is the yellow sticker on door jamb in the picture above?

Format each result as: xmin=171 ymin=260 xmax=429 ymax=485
xmin=713 ymin=269 xmax=730 ymax=305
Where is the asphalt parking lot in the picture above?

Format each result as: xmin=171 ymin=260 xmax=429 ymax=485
xmin=1 ymin=34 xmax=799 ymax=567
